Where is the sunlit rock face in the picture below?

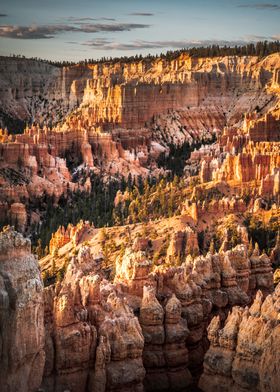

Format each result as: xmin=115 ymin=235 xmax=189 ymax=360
xmin=49 ymin=220 xmax=92 ymax=255
xmin=0 ymin=50 xmax=279 ymax=392
xmin=199 ymin=283 xmax=280 ymax=392
xmin=111 ymin=243 xmax=274 ymax=389
xmin=0 ymin=226 xmax=45 ymax=392
xmin=0 ymin=225 xmax=276 ymax=392
xmin=1 ymin=52 xmax=279 ymax=233
xmin=1 ymin=53 xmax=279 ymax=131
xmin=195 ymin=109 xmax=280 ymax=197
xmin=42 ymin=244 xmax=146 ymax=392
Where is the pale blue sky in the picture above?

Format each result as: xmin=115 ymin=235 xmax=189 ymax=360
xmin=0 ymin=0 xmax=279 ymax=61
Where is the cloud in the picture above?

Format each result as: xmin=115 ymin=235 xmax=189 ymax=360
xmin=78 ymin=23 xmax=150 ymax=33
xmin=0 ymin=13 xmax=7 ymax=17
xmin=128 ymin=12 xmax=154 ymax=16
xmin=0 ymin=24 xmax=79 ymax=39
xmin=237 ymin=3 xmax=280 ymax=10
xmin=83 ymin=39 xmax=189 ymax=50
xmin=0 ymin=22 xmax=150 ymax=39
xmin=83 ymin=36 xmax=280 ymax=51
xmin=244 ymin=33 xmax=280 ymax=40
xmin=66 ymin=16 xmax=116 ymax=22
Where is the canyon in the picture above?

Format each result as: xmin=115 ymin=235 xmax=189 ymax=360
xmin=0 ymin=53 xmax=280 ymax=232
xmin=1 ymin=53 xmax=279 ymax=131
xmin=0 ymin=49 xmax=279 ymax=392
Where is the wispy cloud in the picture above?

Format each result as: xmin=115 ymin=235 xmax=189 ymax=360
xmin=243 ymin=33 xmax=280 ymax=42
xmin=66 ymin=16 xmax=116 ymax=22
xmin=83 ymin=36 xmax=280 ymax=51
xmin=128 ymin=12 xmax=154 ymax=16
xmin=237 ymin=3 xmax=280 ymax=10
xmin=0 ymin=22 xmax=150 ymax=39
xmin=83 ymin=38 xmax=246 ymax=51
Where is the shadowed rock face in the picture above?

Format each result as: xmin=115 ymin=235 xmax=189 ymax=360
xmin=0 ymin=227 xmax=45 ymax=392
xmin=0 ymin=226 xmax=277 ymax=392
xmin=41 ymin=242 xmax=273 ymax=392
xmin=115 ymin=243 xmax=274 ymax=385
xmin=140 ymin=287 xmax=191 ymax=392
xmin=199 ymin=284 xmax=280 ymax=392
xmin=42 ymin=244 xmax=145 ymax=392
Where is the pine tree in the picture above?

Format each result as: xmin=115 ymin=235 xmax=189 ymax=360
xmin=51 ymin=259 xmax=56 ymax=276
xmin=209 ymin=239 xmax=215 ymax=255
xmin=248 ymin=239 xmax=253 ymax=257
xmin=35 ymin=239 xmax=44 ymax=259
xmin=100 ymin=227 xmax=107 ymax=245
xmin=254 ymin=242 xmax=260 ymax=255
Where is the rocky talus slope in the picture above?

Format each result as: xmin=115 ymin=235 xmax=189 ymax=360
xmin=0 ymin=227 xmax=45 ymax=392
xmin=0 ymin=57 xmax=92 ymax=130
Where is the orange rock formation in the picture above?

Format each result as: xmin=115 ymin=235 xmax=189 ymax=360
xmin=199 ymin=283 xmax=280 ymax=392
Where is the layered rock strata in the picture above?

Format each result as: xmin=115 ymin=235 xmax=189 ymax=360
xmin=1 ymin=53 xmax=280 ymax=231
xmin=112 ymin=242 xmax=274 ymax=388
xmin=199 ymin=283 xmax=280 ymax=392
xmin=140 ymin=286 xmax=191 ymax=392
xmin=0 ymin=225 xmax=276 ymax=392
xmin=0 ymin=226 xmax=45 ymax=392
xmin=1 ymin=53 xmax=279 ymax=131
xmin=42 ymin=244 xmax=145 ymax=392
xmin=195 ymin=111 xmax=280 ymax=196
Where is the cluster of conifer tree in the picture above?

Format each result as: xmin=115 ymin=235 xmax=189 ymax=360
xmin=112 ymin=175 xmax=185 ymax=226
xmin=6 ymin=40 xmax=280 ymax=68
xmin=32 ymin=171 xmax=186 ymax=252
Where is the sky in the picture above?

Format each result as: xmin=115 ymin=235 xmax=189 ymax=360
xmin=0 ymin=0 xmax=279 ymax=61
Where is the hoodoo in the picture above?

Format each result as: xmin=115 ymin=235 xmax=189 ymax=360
xmin=0 ymin=4 xmax=279 ymax=390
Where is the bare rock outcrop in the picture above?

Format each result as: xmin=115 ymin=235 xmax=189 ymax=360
xmin=2 ymin=53 xmax=279 ymax=132
xmin=199 ymin=283 xmax=280 ymax=392
xmin=42 ymin=245 xmax=145 ymax=392
xmin=49 ymin=220 xmax=92 ymax=255
xmin=1 ymin=53 xmax=280 ymax=232
xmin=0 ymin=226 xmax=45 ymax=392
xmin=196 ymin=110 xmax=280 ymax=197
xmin=112 ymin=242 xmax=274 ymax=388
xmin=140 ymin=287 xmax=191 ymax=392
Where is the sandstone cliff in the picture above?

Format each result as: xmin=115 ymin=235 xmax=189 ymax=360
xmin=1 ymin=53 xmax=279 ymax=232
xmin=0 ymin=222 xmax=277 ymax=392
xmin=0 ymin=226 xmax=45 ymax=392
xmin=1 ymin=53 xmax=280 ymax=133
xmin=199 ymin=283 xmax=280 ymax=392
xmin=42 ymin=244 xmax=145 ymax=392
xmin=40 ymin=218 xmax=274 ymax=392
xmin=195 ymin=109 xmax=280 ymax=197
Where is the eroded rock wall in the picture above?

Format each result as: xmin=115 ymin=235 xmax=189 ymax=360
xmin=1 ymin=53 xmax=279 ymax=132
xmin=199 ymin=283 xmax=280 ymax=392
xmin=0 ymin=227 xmax=45 ymax=392
xmin=42 ymin=245 xmax=145 ymax=392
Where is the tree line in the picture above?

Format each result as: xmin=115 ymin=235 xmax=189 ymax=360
xmin=4 ymin=40 xmax=280 ymax=68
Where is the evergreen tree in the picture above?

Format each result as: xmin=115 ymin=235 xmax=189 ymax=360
xmin=209 ymin=239 xmax=215 ymax=255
